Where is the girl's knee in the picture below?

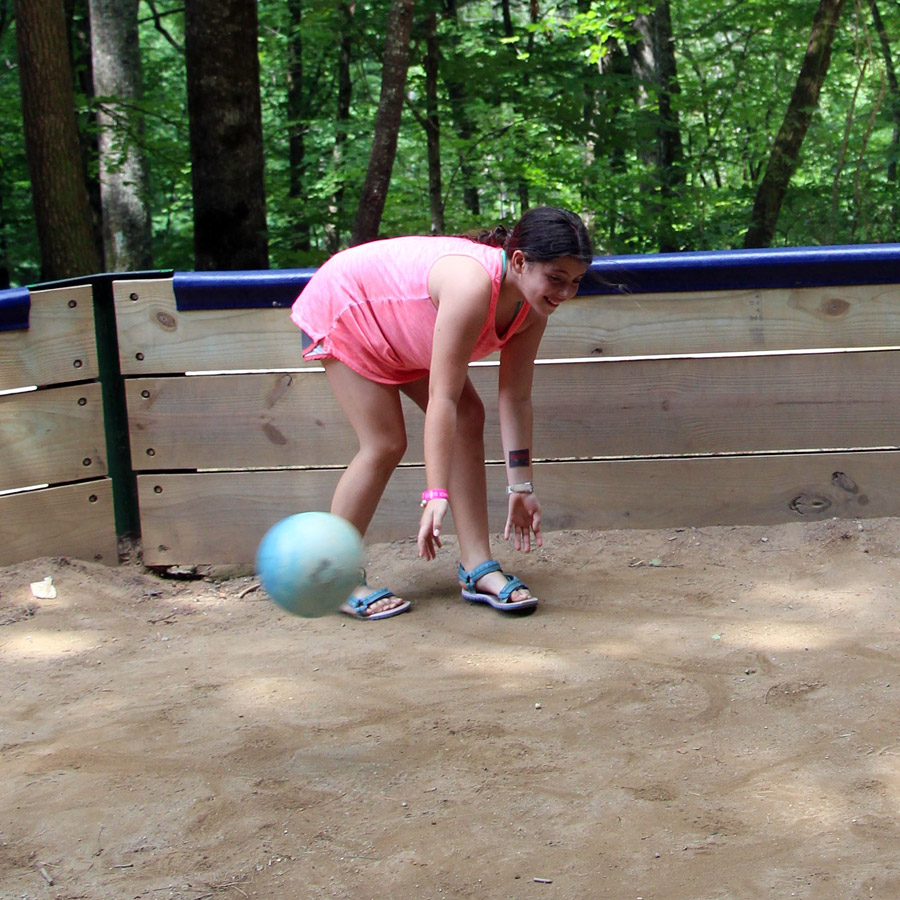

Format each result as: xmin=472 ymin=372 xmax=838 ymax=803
xmin=362 ymin=432 xmax=407 ymax=470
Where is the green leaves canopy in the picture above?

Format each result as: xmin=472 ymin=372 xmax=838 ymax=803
xmin=1 ymin=0 xmax=897 ymax=284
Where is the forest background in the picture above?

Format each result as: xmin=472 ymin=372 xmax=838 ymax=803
xmin=1 ymin=0 xmax=897 ymax=289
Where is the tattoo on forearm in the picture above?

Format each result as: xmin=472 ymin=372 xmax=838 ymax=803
xmin=509 ymin=449 xmax=530 ymax=469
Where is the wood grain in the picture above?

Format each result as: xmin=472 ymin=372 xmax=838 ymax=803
xmin=542 ymin=282 xmax=900 ymax=358
xmin=0 ymin=285 xmax=97 ymax=390
xmin=0 ymin=382 xmax=107 ymax=492
xmin=113 ymin=278 xmax=311 ymax=376
xmin=113 ymin=277 xmax=900 ymax=376
xmin=137 ymin=451 xmax=897 ymax=565
xmin=125 ymin=349 xmax=900 ymax=472
xmin=0 ymin=480 xmax=117 ymax=566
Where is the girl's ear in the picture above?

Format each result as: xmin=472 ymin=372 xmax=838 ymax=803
xmin=509 ymin=249 xmax=527 ymax=271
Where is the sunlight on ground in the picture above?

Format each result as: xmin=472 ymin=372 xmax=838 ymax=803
xmin=3 ymin=629 xmax=101 ymax=660
xmin=737 ymin=623 xmax=848 ymax=652
xmin=223 ymin=675 xmax=315 ymax=708
xmin=741 ymin=766 xmax=897 ymax=833
xmin=443 ymin=647 xmax=567 ymax=679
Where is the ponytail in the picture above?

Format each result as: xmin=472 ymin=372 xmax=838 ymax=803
xmin=467 ymin=207 xmax=593 ymax=263
xmin=472 ymin=225 xmax=509 ymax=248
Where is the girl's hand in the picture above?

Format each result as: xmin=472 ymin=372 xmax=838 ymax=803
xmin=504 ymin=492 xmax=542 ymax=552
xmin=417 ymin=498 xmax=449 ymax=560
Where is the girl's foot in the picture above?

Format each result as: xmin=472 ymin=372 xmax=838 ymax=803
xmin=458 ymin=561 xmax=538 ymax=613
xmin=340 ymin=585 xmax=411 ymax=620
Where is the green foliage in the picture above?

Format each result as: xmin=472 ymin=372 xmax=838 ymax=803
xmin=0 ymin=7 xmax=39 ymax=286
xmin=137 ymin=1 xmax=192 ymax=269
xmin=2 ymin=0 xmax=899 ymax=283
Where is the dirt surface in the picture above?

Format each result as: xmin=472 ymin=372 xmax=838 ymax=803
xmin=2 ymin=518 xmax=900 ymax=900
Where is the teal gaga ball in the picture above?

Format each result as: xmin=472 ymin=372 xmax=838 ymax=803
xmin=255 ymin=512 xmax=364 ymax=617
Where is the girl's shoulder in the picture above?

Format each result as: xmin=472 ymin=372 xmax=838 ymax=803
xmin=390 ymin=234 xmax=501 ymax=261
xmin=328 ymin=236 xmax=503 ymax=297
xmin=421 ymin=237 xmax=504 ymax=282
xmin=332 ymin=234 xmax=501 ymax=267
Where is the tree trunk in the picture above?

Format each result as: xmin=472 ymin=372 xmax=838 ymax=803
xmin=423 ymin=10 xmax=444 ymax=233
xmin=580 ymin=28 xmax=629 ymax=245
xmin=1 ymin=3 xmax=11 ymax=286
xmin=444 ymin=90 xmax=480 ymax=217
xmin=325 ymin=0 xmax=354 ymax=254
xmin=67 ymin=0 xmax=103 ymax=246
xmin=286 ymin=0 xmax=310 ymax=254
xmin=594 ymin=36 xmax=631 ymax=175
xmin=88 ymin=0 xmax=153 ymax=271
xmin=16 ymin=0 xmax=102 ymax=280
xmin=442 ymin=0 xmax=479 ymax=217
xmin=350 ymin=0 xmax=416 ymax=245
xmin=869 ymin=0 xmax=899 ymax=195
xmin=498 ymin=0 xmax=535 ymax=212
xmin=743 ymin=0 xmax=846 ymax=249
xmin=652 ymin=4 xmax=685 ymax=207
xmin=0 ymin=189 xmax=9 ymax=287
xmin=184 ymin=0 xmax=269 ymax=270
xmin=630 ymin=1 xmax=685 ymax=252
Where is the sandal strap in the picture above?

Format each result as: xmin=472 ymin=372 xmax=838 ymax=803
xmin=497 ymin=574 xmax=527 ymax=601
xmin=457 ymin=559 xmax=502 ymax=590
xmin=346 ymin=587 xmax=394 ymax=614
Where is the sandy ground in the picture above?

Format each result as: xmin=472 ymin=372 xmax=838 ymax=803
xmin=2 ymin=518 xmax=900 ymax=900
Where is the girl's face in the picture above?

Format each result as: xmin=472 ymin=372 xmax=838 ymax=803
xmin=511 ymin=251 xmax=588 ymax=316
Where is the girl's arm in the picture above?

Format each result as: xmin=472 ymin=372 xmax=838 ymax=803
xmin=497 ymin=318 xmax=547 ymax=552
xmin=417 ymin=256 xmax=493 ymax=559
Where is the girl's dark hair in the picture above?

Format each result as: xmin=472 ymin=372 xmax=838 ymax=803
xmin=473 ymin=206 xmax=593 ymax=264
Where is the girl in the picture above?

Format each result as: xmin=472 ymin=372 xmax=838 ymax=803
xmin=291 ymin=206 xmax=593 ymax=619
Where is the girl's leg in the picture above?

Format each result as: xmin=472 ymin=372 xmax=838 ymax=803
xmin=324 ymin=359 xmax=409 ymax=615
xmin=401 ymin=378 xmax=533 ymax=603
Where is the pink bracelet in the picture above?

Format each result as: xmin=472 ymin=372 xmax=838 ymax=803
xmin=421 ymin=489 xmax=450 ymax=507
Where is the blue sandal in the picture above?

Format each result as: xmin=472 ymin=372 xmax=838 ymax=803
xmin=340 ymin=587 xmax=411 ymax=621
xmin=458 ymin=560 xmax=538 ymax=613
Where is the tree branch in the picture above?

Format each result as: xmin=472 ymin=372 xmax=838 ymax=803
xmin=140 ymin=0 xmax=184 ymax=53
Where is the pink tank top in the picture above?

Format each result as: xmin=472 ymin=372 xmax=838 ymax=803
xmin=290 ymin=235 xmax=529 ymax=384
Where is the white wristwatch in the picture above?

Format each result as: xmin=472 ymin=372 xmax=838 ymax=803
xmin=506 ymin=481 xmax=535 ymax=495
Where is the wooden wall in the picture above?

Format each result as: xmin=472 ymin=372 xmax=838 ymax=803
xmin=3 ymin=255 xmax=898 ymax=569
xmin=113 ymin=274 xmax=900 ymax=567
xmin=0 ymin=285 xmax=118 ymax=565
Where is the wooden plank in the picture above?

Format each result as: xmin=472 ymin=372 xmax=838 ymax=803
xmin=113 ymin=278 xmax=312 ymax=376
xmin=0 ymin=479 xmax=118 ymax=566
xmin=125 ymin=370 xmax=420 ymax=470
xmin=114 ymin=278 xmax=900 ymax=376
xmin=0 ymin=285 xmax=98 ymax=390
xmin=542 ymin=283 xmax=900 ymax=359
xmin=125 ymin=349 xmax=900 ymax=472
xmin=136 ymin=450 xmax=898 ymax=565
xmin=530 ymin=348 xmax=900 ymax=458
xmin=138 ymin=466 xmax=495 ymax=565
xmin=138 ymin=469 xmax=346 ymax=565
xmin=0 ymin=382 xmax=107 ymax=492
xmin=533 ymin=453 xmax=895 ymax=532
